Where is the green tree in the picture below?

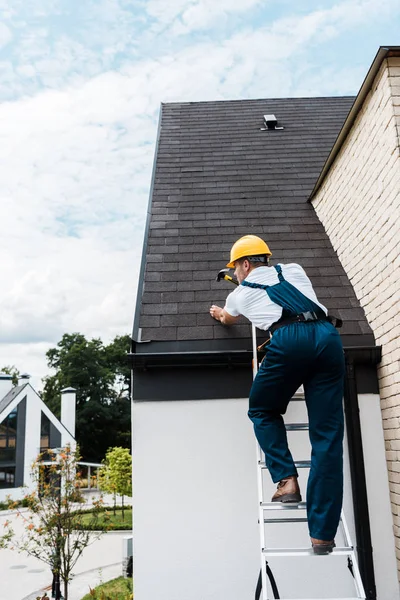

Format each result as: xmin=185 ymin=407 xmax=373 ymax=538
xmin=1 ymin=365 xmax=20 ymax=386
xmin=99 ymin=447 xmax=132 ymax=520
xmin=41 ymin=333 xmax=131 ymax=462
xmin=0 ymin=445 xmax=108 ymax=600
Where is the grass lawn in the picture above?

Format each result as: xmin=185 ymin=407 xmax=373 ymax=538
xmin=81 ymin=576 xmax=133 ymax=599
xmin=77 ymin=507 xmax=132 ymax=530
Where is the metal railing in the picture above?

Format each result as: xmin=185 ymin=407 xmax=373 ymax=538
xmin=76 ymin=462 xmax=102 ymax=490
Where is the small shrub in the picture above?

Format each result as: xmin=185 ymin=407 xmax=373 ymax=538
xmin=82 ymin=577 xmax=132 ymax=600
xmin=0 ymin=496 xmax=29 ymax=511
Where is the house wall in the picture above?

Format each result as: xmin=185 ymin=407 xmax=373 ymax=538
xmin=132 ymin=395 xmax=397 ymax=600
xmin=312 ymin=56 xmax=400 ymax=578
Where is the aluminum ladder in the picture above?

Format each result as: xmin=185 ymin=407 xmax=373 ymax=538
xmin=251 ymin=325 xmax=366 ymax=600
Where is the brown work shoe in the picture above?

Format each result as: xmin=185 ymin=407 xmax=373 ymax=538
xmin=271 ymin=476 xmax=302 ymax=503
xmin=311 ymin=538 xmax=335 ymax=555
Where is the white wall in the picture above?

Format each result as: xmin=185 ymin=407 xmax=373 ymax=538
xmin=133 ymin=395 xmax=398 ymax=600
xmin=23 ymin=387 xmax=42 ymax=493
xmin=0 ymin=486 xmax=26 ymax=503
xmin=358 ymin=393 xmax=399 ymax=599
xmin=133 ymin=399 xmax=259 ymax=600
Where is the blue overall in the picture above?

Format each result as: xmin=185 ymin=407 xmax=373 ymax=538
xmin=242 ymin=265 xmax=345 ymax=541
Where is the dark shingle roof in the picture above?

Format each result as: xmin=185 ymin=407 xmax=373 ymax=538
xmin=134 ymin=96 xmax=374 ymax=347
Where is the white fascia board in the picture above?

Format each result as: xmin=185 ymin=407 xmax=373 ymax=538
xmin=28 ymin=385 xmax=76 ymax=441
xmin=0 ymin=385 xmax=28 ymax=421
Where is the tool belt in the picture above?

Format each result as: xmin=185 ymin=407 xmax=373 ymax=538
xmin=269 ymin=311 xmax=343 ymax=334
xmin=257 ymin=312 xmax=343 ymax=354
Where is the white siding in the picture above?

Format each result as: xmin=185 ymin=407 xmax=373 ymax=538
xmin=133 ymin=395 xmax=398 ymax=599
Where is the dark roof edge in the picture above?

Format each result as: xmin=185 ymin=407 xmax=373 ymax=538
xmin=131 ymin=103 xmax=163 ymax=342
xmin=345 ymin=345 xmax=382 ymax=365
xmin=129 ymin=345 xmax=381 ymax=370
xmin=309 ymin=46 xmax=400 ymax=200
xmin=129 ymin=349 xmax=252 ymax=369
xmin=161 ymin=95 xmax=355 ymax=107
xmin=131 ymin=333 xmax=375 ymax=354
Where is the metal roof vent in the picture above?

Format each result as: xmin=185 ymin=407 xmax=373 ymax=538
xmin=261 ymin=114 xmax=284 ymax=131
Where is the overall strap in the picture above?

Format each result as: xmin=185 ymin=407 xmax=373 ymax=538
xmin=241 ymin=265 xmax=326 ymax=321
xmin=240 ymin=265 xmax=342 ymax=330
xmin=240 ymin=265 xmax=283 ymax=290
xmin=274 ymin=264 xmax=285 ymax=282
xmin=241 ymin=280 xmax=269 ymax=291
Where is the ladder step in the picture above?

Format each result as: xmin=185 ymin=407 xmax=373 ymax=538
xmin=295 ymin=460 xmax=311 ymax=468
xmin=262 ymin=546 xmax=354 ymax=557
xmin=261 ymin=502 xmax=307 ymax=510
xmin=264 ymin=517 xmax=308 ymax=523
xmin=293 ymin=386 xmax=304 ymax=397
xmin=260 ymin=460 xmax=311 ymax=469
xmin=285 ymin=423 xmax=309 ymax=431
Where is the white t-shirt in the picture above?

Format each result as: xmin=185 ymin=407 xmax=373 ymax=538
xmin=224 ymin=263 xmax=327 ymax=331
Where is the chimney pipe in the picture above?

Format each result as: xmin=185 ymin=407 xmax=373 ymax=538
xmin=18 ymin=372 xmax=31 ymax=386
xmin=0 ymin=372 xmax=13 ymax=399
xmin=61 ymin=387 xmax=77 ymax=438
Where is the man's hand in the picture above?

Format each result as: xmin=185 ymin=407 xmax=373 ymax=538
xmin=210 ymin=304 xmax=239 ymax=325
xmin=210 ymin=304 xmax=224 ymax=321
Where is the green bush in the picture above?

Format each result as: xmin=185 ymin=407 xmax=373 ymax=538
xmin=0 ymin=496 xmax=30 ymax=511
xmin=81 ymin=576 xmax=133 ymax=599
xmin=71 ymin=506 xmax=132 ymax=531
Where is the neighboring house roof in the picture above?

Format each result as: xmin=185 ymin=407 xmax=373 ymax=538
xmin=133 ymin=95 xmax=375 ymax=352
xmin=0 ymin=383 xmax=28 ymax=416
xmin=311 ymin=46 xmax=400 ymax=199
xmin=0 ymin=383 xmax=74 ymax=441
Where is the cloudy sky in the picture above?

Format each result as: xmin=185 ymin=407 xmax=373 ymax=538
xmin=0 ymin=0 xmax=398 ymax=389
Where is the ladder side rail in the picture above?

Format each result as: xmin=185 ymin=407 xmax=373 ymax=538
xmin=257 ymin=446 xmax=268 ymax=599
xmin=349 ymin=551 xmax=367 ymax=600
xmin=251 ymin=325 xmax=270 ymax=600
xmin=340 ymin=510 xmax=352 ymax=549
xmin=341 ymin=512 xmax=366 ymax=599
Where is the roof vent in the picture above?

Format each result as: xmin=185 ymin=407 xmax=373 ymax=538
xmin=261 ymin=114 xmax=284 ymax=131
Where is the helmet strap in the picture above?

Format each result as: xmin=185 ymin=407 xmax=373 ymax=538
xmin=246 ymin=255 xmax=269 ymax=266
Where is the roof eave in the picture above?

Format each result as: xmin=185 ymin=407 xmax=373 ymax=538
xmin=128 ymin=349 xmax=253 ymax=369
xmin=309 ymin=46 xmax=400 ymax=201
xmin=129 ymin=345 xmax=381 ymax=370
xmin=131 ymin=103 xmax=164 ymax=342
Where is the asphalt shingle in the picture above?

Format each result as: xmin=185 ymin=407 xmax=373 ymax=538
xmin=135 ymin=96 xmax=374 ymax=345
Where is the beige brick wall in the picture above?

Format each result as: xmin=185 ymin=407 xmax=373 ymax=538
xmin=313 ymin=57 xmax=400 ymax=574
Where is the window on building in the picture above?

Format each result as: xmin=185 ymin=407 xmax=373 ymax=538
xmin=0 ymin=408 xmax=17 ymax=463
xmin=0 ymin=466 xmax=15 ymax=488
xmin=40 ymin=412 xmax=51 ymax=452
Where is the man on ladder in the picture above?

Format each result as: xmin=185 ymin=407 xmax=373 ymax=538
xmin=210 ymin=234 xmax=345 ymax=555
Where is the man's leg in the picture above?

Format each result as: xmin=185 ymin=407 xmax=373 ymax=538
xmin=304 ymin=325 xmax=345 ymax=542
xmin=248 ymin=338 xmax=302 ymax=484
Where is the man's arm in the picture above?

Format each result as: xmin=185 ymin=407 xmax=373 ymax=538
xmin=209 ymin=304 xmax=240 ymax=325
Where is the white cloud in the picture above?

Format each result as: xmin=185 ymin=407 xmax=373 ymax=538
xmin=0 ymin=342 xmax=51 ymax=391
xmin=0 ymin=77 xmax=153 ymax=366
xmin=146 ymin=0 xmax=264 ymax=34
xmin=1 ymin=0 xmax=400 ymax=384
xmin=144 ymin=0 xmax=398 ymax=36
xmin=0 ymin=22 xmax=12 ymax=48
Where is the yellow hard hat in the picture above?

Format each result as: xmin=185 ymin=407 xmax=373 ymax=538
xmin=226 ymin=235 xmax=272 ymax=268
